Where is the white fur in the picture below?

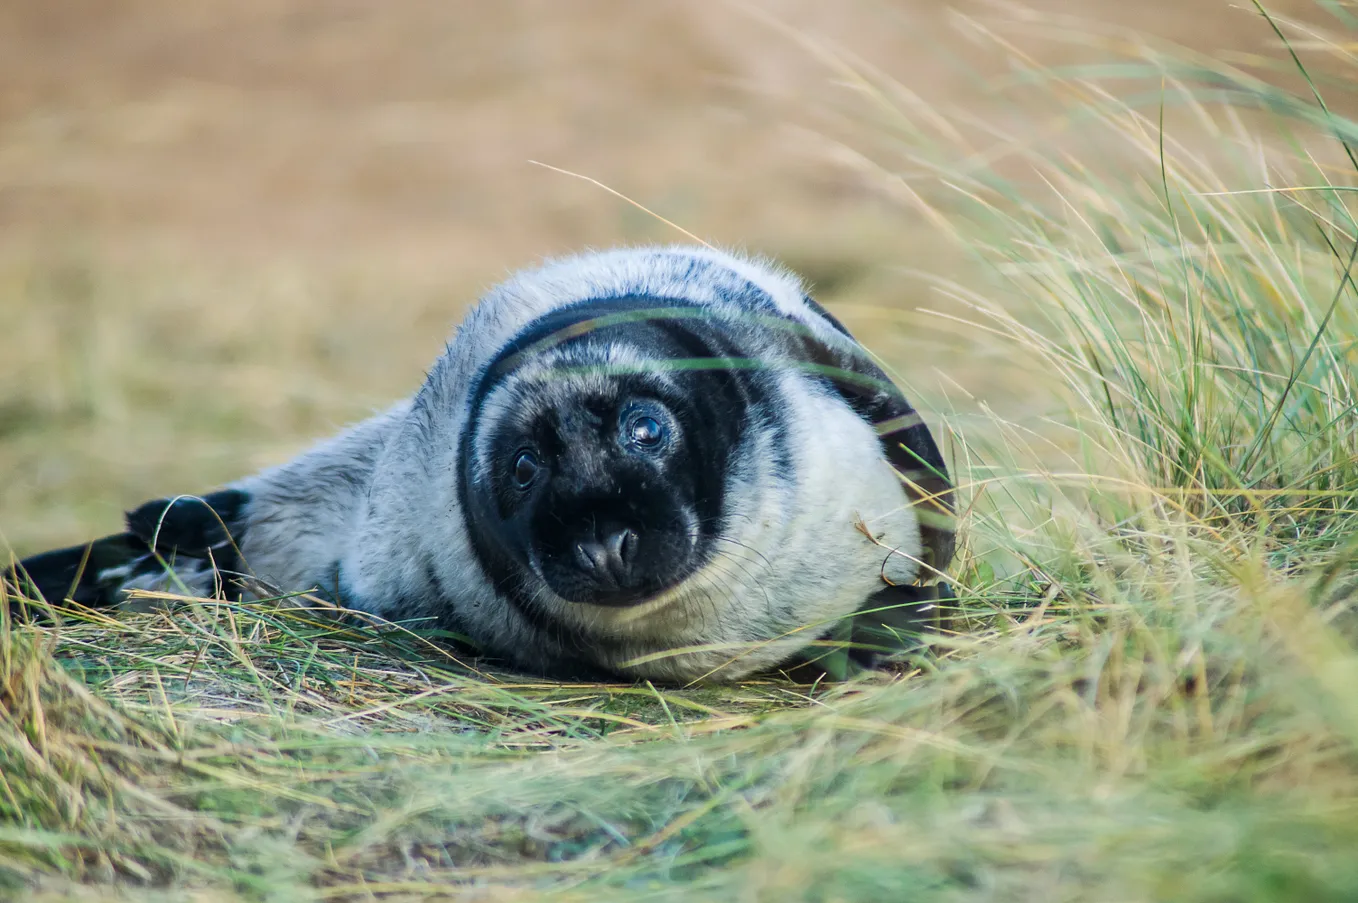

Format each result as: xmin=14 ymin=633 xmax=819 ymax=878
xmin=216 ymin=246 xmax=926 ymax=681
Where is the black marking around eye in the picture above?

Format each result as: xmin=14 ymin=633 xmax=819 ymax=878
xmin=457 ymin=293 xmax=782 ymax=625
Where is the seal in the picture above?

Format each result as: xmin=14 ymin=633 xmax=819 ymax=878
xmin=5 ymin=246 xmax=955 ymax=682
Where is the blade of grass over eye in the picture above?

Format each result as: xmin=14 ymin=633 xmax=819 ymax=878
xmin=542 ymin=357 xmax=895 ymax=391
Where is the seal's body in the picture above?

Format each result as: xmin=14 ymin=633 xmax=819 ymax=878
xmin=7 ymin=247 xmax=954 ymax=682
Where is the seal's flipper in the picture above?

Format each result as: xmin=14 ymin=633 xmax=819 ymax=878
xmin=6 ymin=532 xmax=147 ymax=613
xmin=124 ymin=490 xmax=248 ymax=564
xmin=845 ymin=582 xmax=952 ymax=670
xmin=5 ymin=489 xmax=249 ymax=619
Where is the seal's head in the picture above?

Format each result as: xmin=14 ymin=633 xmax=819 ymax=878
xmin=460 ymin=297 xmax=753 ymax=611
xmin=443 ymin=250 xmax=952 ymax=683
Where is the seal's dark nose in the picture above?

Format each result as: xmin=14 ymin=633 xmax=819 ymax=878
xmin=573 ymin=525 xmax=638 ymax=590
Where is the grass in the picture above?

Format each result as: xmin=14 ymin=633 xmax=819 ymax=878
xmin=5 ymin=3 xmax=1358 ymax=900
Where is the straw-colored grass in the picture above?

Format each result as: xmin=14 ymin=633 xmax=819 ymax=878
xmin=4 ymin=3 xmax=1358 ymax=900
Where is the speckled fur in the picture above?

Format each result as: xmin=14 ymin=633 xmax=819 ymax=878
xmin=149 ymin=247 xmax=936 ymax=681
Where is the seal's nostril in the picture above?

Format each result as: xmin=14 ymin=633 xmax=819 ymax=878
xmin=574 ymin=540 xmax=606 ymax=575
xmin=605 ymin=527 xmax=636 ymax=570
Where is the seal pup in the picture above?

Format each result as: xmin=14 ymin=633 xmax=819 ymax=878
xmin=6 ymin=246 xmax=954 ymax=683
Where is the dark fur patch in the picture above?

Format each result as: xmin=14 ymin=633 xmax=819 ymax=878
xmin=5 ymin=489 xmax=250 ymax=619
xmin=460 ymin=294 xmax=783 ymax=638
xmin=846 ymin=582 xmax=950 ymax=669
xmin=800 ymin=294 xmax=853 ymax=338
xmin=776 ymin=582 xmax=948 ymax=682
xmin=6 ymin=533 xmax=144 ymax=613
xmin=781 ymin=313 xmax=956 ymax=576
xmin=125 ymin=490 xmax=248 ymax=556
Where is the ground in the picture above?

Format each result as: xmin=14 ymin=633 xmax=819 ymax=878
xmin=2 ymin=2 xmax=1357 ymax=901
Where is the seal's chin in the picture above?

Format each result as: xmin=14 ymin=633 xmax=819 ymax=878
xmin=545 ymin=578 xmax=662 ymax=609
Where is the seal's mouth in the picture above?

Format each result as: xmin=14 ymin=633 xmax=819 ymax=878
xmin=531 ymin=500 xmax=700 ymax=607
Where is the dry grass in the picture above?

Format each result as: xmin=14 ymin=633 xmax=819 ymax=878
xmin=4 ymin=1 xmax=1358 ymax=900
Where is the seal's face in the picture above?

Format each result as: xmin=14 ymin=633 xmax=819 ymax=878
xmin=460 ymin=300 xmax=756 ymax=616
xmin=474 ymin=376 xmax=717 ymax=606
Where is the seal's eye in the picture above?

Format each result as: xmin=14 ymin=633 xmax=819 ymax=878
xmin=628 ymin=415 xmax=665 ymax=448
xmin=512 ymin=450 xmax=539 ymax=487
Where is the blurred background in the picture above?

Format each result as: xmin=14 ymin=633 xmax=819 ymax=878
xmin=0 ymin=0 xmax=1324 ymax=555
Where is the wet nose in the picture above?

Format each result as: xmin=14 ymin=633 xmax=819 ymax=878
xmin=573 ymin=526 xmax=638 ymax=590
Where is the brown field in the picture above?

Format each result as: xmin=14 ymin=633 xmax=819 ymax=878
xmin=0 ymin=0 xmax=1330 ymax=554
